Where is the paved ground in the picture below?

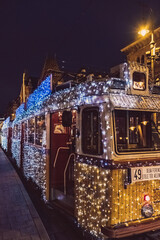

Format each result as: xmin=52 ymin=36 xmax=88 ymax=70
xmin=0 ymin=148 xmax=50 ymax=240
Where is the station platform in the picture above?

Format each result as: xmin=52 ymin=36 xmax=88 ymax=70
xmin=0 ymin=148 xmax=50 ymax=240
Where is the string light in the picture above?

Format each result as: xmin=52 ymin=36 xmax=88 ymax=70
xmin=2 ymin=67 xmax=160 ymax=238
xmin=1 ymin=117 xmax=11 ymax=151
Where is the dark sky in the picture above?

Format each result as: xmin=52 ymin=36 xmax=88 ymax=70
xmin=0 ymin=0 xmax=160 ymax=115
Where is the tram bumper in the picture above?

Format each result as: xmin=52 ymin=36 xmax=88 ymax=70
xmin=101 ymin=218 xmax=160 ymax=238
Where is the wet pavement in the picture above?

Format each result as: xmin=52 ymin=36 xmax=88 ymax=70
xmin=0 ymin=148 xmax=50 ymax=240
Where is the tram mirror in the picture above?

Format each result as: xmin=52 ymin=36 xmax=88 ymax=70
xmin=62 ymin=111 xmax=72 ymax=127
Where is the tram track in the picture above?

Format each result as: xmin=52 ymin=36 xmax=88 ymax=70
xmin=143 ymin=231 xmax=160 ymax=240
xmin=120 ymin=230 xmax=160 ymax=240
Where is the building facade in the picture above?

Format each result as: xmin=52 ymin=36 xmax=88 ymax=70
xmin=121 ymin=27 xmax=160 ymax=82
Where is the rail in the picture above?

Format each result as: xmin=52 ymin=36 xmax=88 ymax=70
xmin=64 ymin=153 xmax=76 ymax=195
xmin=53 ymin=147 xmax=69 ymax=168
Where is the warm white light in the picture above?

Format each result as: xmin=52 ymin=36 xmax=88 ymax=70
xmin=141 ymin=121 xmax=148 ymax=126
xmin=138 ymin=29 xmax=149 ymax=37
xmin=129 ymin=126 xmax=135 ymax=131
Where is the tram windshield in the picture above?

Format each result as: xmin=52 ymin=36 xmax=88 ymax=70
xmin=114 ymin=110 xmax=160 ymax=152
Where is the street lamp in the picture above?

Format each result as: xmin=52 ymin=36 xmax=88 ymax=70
xmin=149 ymin=30 xmax=156 ymax=82
xmin=138 ymin=27 xmax=156 ymax=83
xmin=138 ymin=28 xmax=149 ymax=37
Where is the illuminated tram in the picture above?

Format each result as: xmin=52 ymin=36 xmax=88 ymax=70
xmin=2 ymin=61 xmax=160 ymax=238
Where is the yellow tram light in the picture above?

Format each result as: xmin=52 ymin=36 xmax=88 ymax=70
xmin=141 ymin=121 xmax=148 ymax=126
xmin=129 ymin=126 xmax=136 ymax=131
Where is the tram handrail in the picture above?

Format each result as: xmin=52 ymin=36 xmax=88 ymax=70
xmin=64 ymin=153 xmax=76 ymax=195
xmin=53 ymin=147 xmax=69 ymax=168
xmin=151 ymin=120 xmax=160 ymax=136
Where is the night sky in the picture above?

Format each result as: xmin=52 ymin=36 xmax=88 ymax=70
xmin=0 ymin=0 xmax=160 ymax=115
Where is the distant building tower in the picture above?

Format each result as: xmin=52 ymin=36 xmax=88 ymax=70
xmin=38 ymin=55 xmax=63 ymax=88
xmin=19 ymin=71 xmax=39 ymax=105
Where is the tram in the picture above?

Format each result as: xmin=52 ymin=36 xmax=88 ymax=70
xmin=2 ymin=61 xmax=160 ymax=238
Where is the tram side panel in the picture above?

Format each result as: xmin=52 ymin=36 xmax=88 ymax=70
xmin=1 ymin=117 xmax=11 ymax=152
xmin=1 ymin=127 xmax=8 ymax=151
xmin=75 ymin=163 xmax=160 ymax=238
xmin=22 ymin=115 xmax=47 ymax=199
xmin=7 ymin=127 xmax=12 ymax=156
xmin=75 ymin=162 xmax=112 ymax=237
xmin=11 ymin=124 xmax=21 ymax=167
xmin=23 ymin=142 xmax=47 ymax=199
xmin=11 ymin=115 xmax=48 ymax=200
xmin=10 ymin=110 xmax=76 ymax=202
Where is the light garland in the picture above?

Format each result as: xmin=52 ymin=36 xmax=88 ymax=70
xmin=1 ymin=135 xmax=8 ymax=151
xmin=2 ymin=117 xmax=10 ymax=129
xmin=26 ymin=75 xmax=51 ymax=109
xmin=74 ymin=162 xmax=111 ymax=238
xmin=3 ymin=70 xmax=160 ymax=238
xmin=110 ymin=93 xmax=160 ymax=110
xmin=15 ymin=103 xmax=25 ymax=121
xmin=1 ymin=117 xmax=11 ymax=151
xmin=23 ymin=144 xmax=47 ymax=200
xmin=75 ymin=160 xmax=160 ymax=237
xmin=11 ymin=139 xmax=21 ymax=166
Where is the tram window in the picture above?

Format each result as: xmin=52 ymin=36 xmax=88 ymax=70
xmin=82 ymin=107 xmax=102 ymax=155
xmin=115 ymin=111 xmax=127 ymax=145
xmin=28 ymin=118 xmax=35 ymax=144
xmin=24 ymin=121 xmax=28 ymax=142
xmin=17 ymin=125 xmax=21 ymax=139
xmin=115 ymin=110 xmax=160 ymax=152
xmin=129 ymin=112 xmax=140 ymax=144
xmin=13 ymin=125 xmax=20 ymax=139
xmin=141 ymin=55 xmax=144 ymax=64
xmin=137 ymin=57 xmax=140 ymax=63
xmin=35 ymin=115 xmax=46 ymax=146
xmin=2 ymin=128 xmax=8 ymax=137
xmin=13 ymin=125 xmax=17 ymax=139
xmin=133 ymin=72 xmax=146 ymax=90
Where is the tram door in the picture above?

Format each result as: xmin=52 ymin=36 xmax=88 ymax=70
xmin=50 ymin=111 xmax=75 ymax=202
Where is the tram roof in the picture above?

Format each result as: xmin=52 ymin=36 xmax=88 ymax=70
xmin=110 ymin=93 xmax=160 ymax=111
xmin=12 ymin=79 xmax=160 ymax=125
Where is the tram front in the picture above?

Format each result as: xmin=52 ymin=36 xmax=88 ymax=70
xmin=75 ymin=62 xmax=160 ymax=239
xmin=102 ymin=62 xmax=160 ymax=238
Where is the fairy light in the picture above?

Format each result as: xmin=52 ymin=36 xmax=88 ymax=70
xmin=2 ymin=66 xmax=160 ymax=238
xmin=1 ymin=117 xmax=11 ymax=151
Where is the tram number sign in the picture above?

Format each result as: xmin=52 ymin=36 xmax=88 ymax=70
xmin=131 ymin=166 xmax=160 ymax=183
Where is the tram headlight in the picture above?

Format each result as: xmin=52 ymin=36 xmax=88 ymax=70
xmin=141 ymin=204 xmax=153 ymax=218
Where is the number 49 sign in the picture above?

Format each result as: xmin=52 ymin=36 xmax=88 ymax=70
xmin=131 ymin=168 xmax=142 ymax=182
xmin=131 ymin=166 xmax=160 ymax=183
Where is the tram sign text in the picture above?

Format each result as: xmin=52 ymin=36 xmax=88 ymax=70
xmin=131 ymin=166 xmax=160 ymax=183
